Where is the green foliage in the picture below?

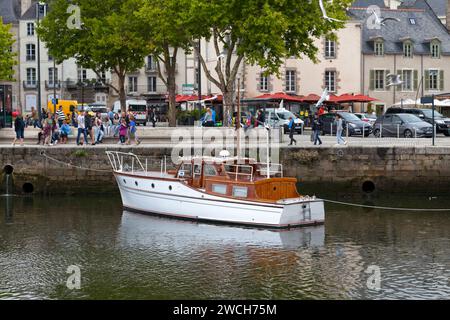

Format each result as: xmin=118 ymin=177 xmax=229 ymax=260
xmin=73 ymin=149 xmax=88 ymax=158
xmin=37 ymin=0 xmax=151 ymax=111
xmin=0 ymin=18 xmax=17 ymax=81
xmin=188 ymin=0 xmax=351 ymax=75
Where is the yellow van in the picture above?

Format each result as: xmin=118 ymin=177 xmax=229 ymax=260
xmin=47 ymin=100 xmax=78 ymax=118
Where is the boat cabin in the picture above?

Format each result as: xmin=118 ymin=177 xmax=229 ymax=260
xmin=174 ymin=157 xmax=300 ymax=202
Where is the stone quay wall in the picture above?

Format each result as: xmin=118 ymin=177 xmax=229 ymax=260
xmin=1 ymin=146 xmax=450 ymax=195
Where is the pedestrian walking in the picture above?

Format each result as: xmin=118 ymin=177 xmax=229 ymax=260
xmin=312 ymin=113 xmax=323 ymax=146
xmin=149 ymin=108 xmax=156 ymax=127
xmin=128 ymin=116 xmax=141 ymax=145
xmin=288 ymin=116 xmax=297 ymax=146
xmin=31 ymin=107 xmax=40 ymax=128
xmin=335 ymin=114 xmax=347 ymax=146
xmin=12 ymin=112 xmax=25 ymax=146
xmin=76 ymin=111 xmax=88 ymax=146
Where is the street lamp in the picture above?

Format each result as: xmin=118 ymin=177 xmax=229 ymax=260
xmin=197 ymin=39 xmax=202 ymax=112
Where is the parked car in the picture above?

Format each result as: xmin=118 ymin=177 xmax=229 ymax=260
xmin=354 ymin=113 xmax=377 ymax=126
xmin=265 ymin=108 xmax=304 ymax=134
xmin=373 ymin=114 xmax=433 ymax=138
xmin=319 ymin=112 xmax=372 ymax=137
xmin=385 ymin=107 xmax=450 ymax=136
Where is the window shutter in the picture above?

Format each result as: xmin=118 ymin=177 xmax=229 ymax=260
xmin=424 ymin=70 xmax=430 ymax=91
xmin=256 ymin=74 xmax=261 ymax=91
xmin=369 ymin=70 xmax=375 ymax=91
xmin=413 ymin=70 xmax=418 ymax=90
xmin=386 ymin=70 xmax=390 ymax=90
xmin=440 ymin=70 xmax=444 ymax=91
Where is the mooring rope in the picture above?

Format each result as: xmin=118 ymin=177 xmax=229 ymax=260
xmin=41 ymin=152 xmax=112 ymax=173
xmin=322 ymin=198 xmax=450 ymax=212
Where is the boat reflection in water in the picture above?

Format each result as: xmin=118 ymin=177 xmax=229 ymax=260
xmin=119 ymin=211 xmax=325 ymax=250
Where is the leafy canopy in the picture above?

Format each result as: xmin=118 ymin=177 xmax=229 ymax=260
xmin=0 ymin=17 xmax=17 ymax=81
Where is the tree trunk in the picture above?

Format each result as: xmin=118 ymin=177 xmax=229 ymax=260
xmin=118 ymin=74 xmax=126 ymax=113
xmin=167 ymin=75 xmax=177 ymax=127
xmin=223 ymin=91 xmax=234 ymax=127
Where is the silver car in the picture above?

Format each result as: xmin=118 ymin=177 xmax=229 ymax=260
xmin=373 ymin=114 xmax=433 ymax=138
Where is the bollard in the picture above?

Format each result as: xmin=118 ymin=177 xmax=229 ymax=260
xmin=301 ymin=123 xmax=304 ymax=136
xmin=330 ymin=123 xmax=333 ymax=136
xmin=346 ymin=125 xmax=349 ymax=138
xmin=397 ymin=124 xmax=400 ymax=139
xmin=362 ymin=123 xmax=365 ymax=139
xmin=380 ymin=124 xmax=382 ymax=138
xmin=415 ymin=128 xmax=417 ymax=139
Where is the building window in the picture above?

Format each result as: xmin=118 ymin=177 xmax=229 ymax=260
xmin=26 ymin=44 xmax=36 ymax=61
xmin=128 ymin=76 xmax=138 ymax=92
xmin=204 ymin=165 xmax=217 ymax=176
xmin=147 ymin=76 xmax=157 ymax=92
xmin=26 ymin=68 xmax=36 ymax=85
xmin=77 ymin=66 xmax=87 ymax=82
xmin=402 ymin=70 xmax=413 ymax=91
xmin=429 ymin=69 xmax=439 ymax=90
xmin=374 ymin=41 xmax=384 ymax=56
xmin=260 ymin=73 xmax=268 ymax=91
xmin=325 ymin=39 xmax=336 ymax=59
xmin=325 ymin=70 xmax=336 ymax=93
xmin=431 ymin=42 xmax=440 ymax=58
xmin=403 ymin=42 xmax=412 ymax=58
xmin=97 ymin=71 xmax=106 ymax=83
xmin=375 ymin=70 xmax=385 ymax=90
xmin=48 ymin=67 xmax=58 ymax=85
xmin=147 ymin=56 xmax=156 ymax=70
xmin=285 ymin=70 xmax=296 ymax=93
xmin=27 ymin=23 xmax=35 ymax=36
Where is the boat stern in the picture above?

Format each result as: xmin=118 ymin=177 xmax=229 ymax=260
xmin=277 ymin=197 xmax=325 ymax=227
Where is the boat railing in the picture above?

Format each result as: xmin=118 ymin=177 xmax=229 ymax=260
xmin=257 ymin=163 xmax=283 ymax=178
xmin=106 ymin=151 xmax=171 ymax=176
xmin=225 ymin=164 xmax=254 ymax=181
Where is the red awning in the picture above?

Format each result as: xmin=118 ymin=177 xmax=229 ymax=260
xmin=251 ymin=92 xmax=304 ymax=103
xmin=302 ymin=94 xmax=321 ymax=103
xmin=175 ymin=95 xmax=223 ymax=103
xmin=335 ymin=93 xmax=378 ymax=103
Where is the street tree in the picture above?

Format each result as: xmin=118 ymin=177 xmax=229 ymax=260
xmin=188 ymin=0 xmax=352 ymax=126
xmin=135 ymin=0 xmax=193 ymax=127
xmin=37 ymin=0 xmax=151 ymax=112
xmin=0 ymin=17 xmax=17 ymax=81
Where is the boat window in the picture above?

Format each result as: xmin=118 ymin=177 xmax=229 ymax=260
xmin=193 ymin=164 xmax=202 ymax=177
xmin=204 ymin=164 xmax=217 ymax=176
xmin=178 ymin=163 xmax=192 ymax=178
xmin=232 ymin=186 xmax=248 ymax=198
xmin=212 ymin=184 xmax=227 ymax=195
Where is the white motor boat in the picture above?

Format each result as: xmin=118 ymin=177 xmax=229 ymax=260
xmin=106 ymin=151 xmax=325 ymax=229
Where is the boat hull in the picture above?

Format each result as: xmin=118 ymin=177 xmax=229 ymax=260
xmin=115 ymin=173 xmax=325 ymax=229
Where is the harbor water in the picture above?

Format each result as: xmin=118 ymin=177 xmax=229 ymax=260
xmin=0 ymin=194 xmax=449 ymax=300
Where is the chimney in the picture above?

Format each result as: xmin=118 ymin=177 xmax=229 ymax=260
xmin=20 ymin=0 xmax=33 ymax=16
xmin=385 ymin=0 xmax=401 ymax=10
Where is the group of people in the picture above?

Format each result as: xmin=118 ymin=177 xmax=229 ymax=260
xmin=288 ymin=112 xmax=347 ymax=147
xmin=11 ymin=106 xmax=144 ymax=147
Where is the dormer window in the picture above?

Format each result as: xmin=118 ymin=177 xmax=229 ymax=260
xmin=374 ymin=40 xmax=384 ymax=56
xmin=403 ymin=42 xmax=413 ymax=58
xmin=431 ymin=41 xmax=441 ymax=58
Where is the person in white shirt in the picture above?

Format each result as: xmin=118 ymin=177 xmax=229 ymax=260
xmin=76 ymin=112 xmax=88 ymax=145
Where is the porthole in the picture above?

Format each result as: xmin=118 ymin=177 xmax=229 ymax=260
xmin=169 ymin=185 xmax=172 ymax=191
xmin=135 ymin=181 xmax=138 ymax=186
xmin=273 ymin=187 xmax=277 ymax=191
xmin=123 ymin=179 xmax=126 ymax=184
xmin=151 ymin=183 xmax=155 ymax=188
